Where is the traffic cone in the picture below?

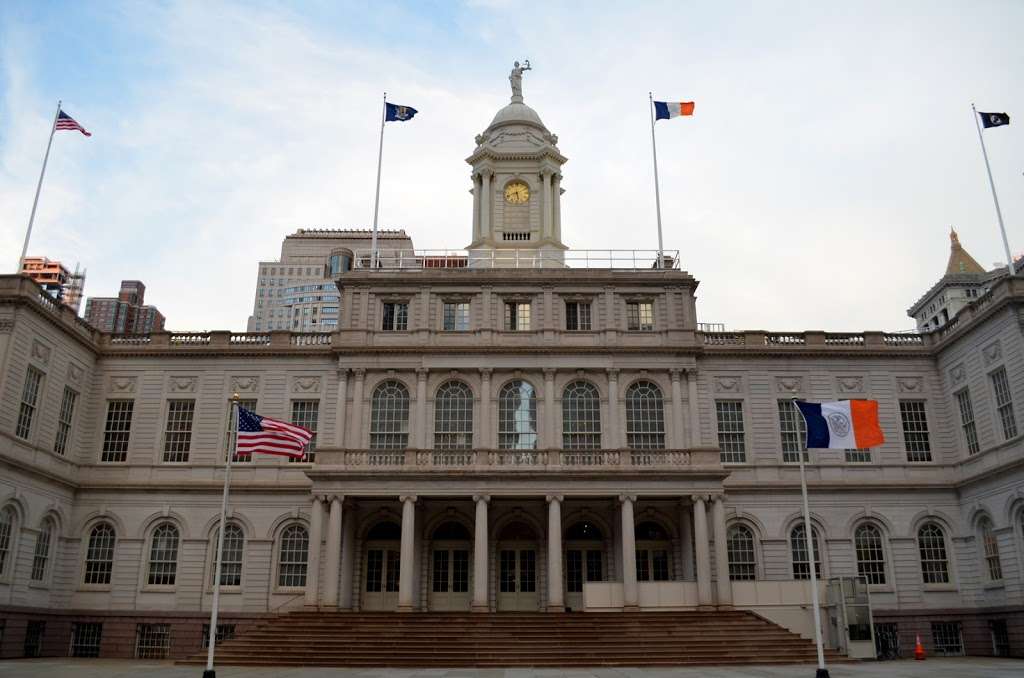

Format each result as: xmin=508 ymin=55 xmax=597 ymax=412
xmin=914 ymin=634 xmax=926 ymax=660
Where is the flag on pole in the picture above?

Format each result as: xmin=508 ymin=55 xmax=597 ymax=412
xmin=385 ymin=102 xmax=418 ymax=122
xmin=978 ymin=111 xmax=1009 ymax=129
xmin=55 ymin=110 xmax=91 ymax=136
xmin=235 ymin=407 xmax=313 ymax=458
xmin=654 ymin=101 xmax=695 ymax=120
xmin=794 ymin=399 xmax=885 ymax=449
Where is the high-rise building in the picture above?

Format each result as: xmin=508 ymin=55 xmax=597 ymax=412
xmin=247 ymin=229 xmax=414 ymax=332
xmin=19 ymin=256 xmax=87 ymax=312
xmin=83 ymin=279 xmax=165 ymax=333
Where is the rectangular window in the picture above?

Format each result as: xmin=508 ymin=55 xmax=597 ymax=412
xmin=202 ymin=623 xmax=236 ymax=648
xmin=716 ymin=400 xmax=746 ymax=463
xmin=101 ymin=400 xmax=134 ymax=462
xmin=955 ymin=389 xmax=980 ymax=455
xmin=504 ymin=302 xmax=531 ymax=331
xmin=135 ymin=623 xmax=170 ymax=659
xmin=899 ymin=400 xmax=932 ymax=462
xmin=626 ymin=301 xmax=654 ymax=331
xmin=930 ymin=621 xmax=964 ymax=657
xmin=70 ymin=622 xmax=103 ymax=657
xmin=990 ymin=368 xmax=1018 ymax=440
xmin=226 ymin=399 xmax=258 ymax=462
xmin=289 ymin=400 xmax=319 ymax=463
xmin=777 ymin=400 xmax=808 ymax=463
xmin=382 ymin=302 xmax=408 ymax=331
xmin=24 ymin=621 xmax=45 ymax=658
xmin=16 ymin=367 xmax=44 ymax=439
xmin=442 ymin=302 xmax=470 ymax=331
xmin=845 ymin=448 xmax=871 ymax=463
xmin=53 ymin=387 xmax=78 ymax=456
xmin=565 ymin=302 xmax=592 ymax=331
xmin=162 ymin=400 xmax=195 ymax=463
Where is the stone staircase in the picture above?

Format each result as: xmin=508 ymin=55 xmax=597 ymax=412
xmin=181 ymin=610 xmax=848 ymax=667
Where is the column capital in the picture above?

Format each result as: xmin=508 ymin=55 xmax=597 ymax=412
xmin=415 ymin=368 xmax=429 ymax=380
xmin=605 ymin=368 xmax=620 ymax=379
xmin=328 ymin=494 xmax=344 ymax=505
xmin=669 ymin=368 xmax=683 ymax=380
xmin=710 ymin=493 xmax=726 ymax=503
xmin=399 ymin=494 xmax=418 ymax=504
xmin=472 ymin=494 xmax=491 ymax=504
xmin=543 ymin=368 xmax=557 ymax=380
xmin=352 ymin=367 xmax=366 ymax=379
xmin=618 ymin=494 xmax=637 ymax=505
xmin=478 ymin=367 xmax=493 ymax=378
xmin=311 ymin=493 xmax=328 ymax=505
xmin=337 ymin=368 xmax=349 ymax=379
xmin=479 ymin=167 xmax=494 ymax=178
xmin=539 ymin=167 xmax=555 ymax=178
xmin=545 ymin=494 xmax=563 ymax=504
xmin=690 ymin=493 xmax=710 ymax=504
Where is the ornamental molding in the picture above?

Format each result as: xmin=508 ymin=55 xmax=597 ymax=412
xmin=167 ymin=376 xmax=197 ymax=393
xmin=714 ymin=376 xmax=742 ymax=394
xmin=949 ymin=364 xmax=966 ymax=386
xmin=67 ymin=362 xmax=84 ymax=386
xmin=293 ymin=376 xmax=322 ymax=393
xmin=896 ymin=376 xmax=923 ymax=393
xmin=31 ymin=339 xmax=51 ymax=366
xmin=836 ymin=376 xmax=865 ymax=393
xmin=231 ymin=376 xmax=260 ymax=393
xmin=982 ymin=340 xmax=1002 ymax=366
xmin=0 ymin=316 xmax=13 ymax=334
xmin=775 ymin=376 xmax=802 ymax=393
xmin=109 ymin=375 xmax=137 ymax=394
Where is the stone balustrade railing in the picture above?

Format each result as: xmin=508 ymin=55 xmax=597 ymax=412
xmin=321 ymin=447 xmax=720 ymax=470
xmin=699 ymin=330 xmax=928 ymax=350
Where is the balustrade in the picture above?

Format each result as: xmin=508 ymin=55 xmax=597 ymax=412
xmin=332 ymin=448 xmax=697 ymax=470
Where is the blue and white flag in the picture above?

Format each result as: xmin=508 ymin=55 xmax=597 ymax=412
xmin=385 ymin=102 xmax=418 ymax=122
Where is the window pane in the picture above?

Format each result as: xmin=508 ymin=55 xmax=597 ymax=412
xmin=990 ymin=368 xmax=1018 ymax=440
xmin=289 ymin=400 xmax=319 ymax=462
xmin=627 ymin=302 xmax=653 ymax=331
xmin=226 ymin=399 xmax=258 ymax=462
xmin=727 ymin=526 xmax=756 ymax=580
xmin=84 ymin=523 xmax=116 ymax=585
xmin=147 ymin=524 xmax=179 ymax=586
xmin=211 ymin=523 xmax=245 ymax=587
xmin=899 ymin=400 xmax=931 ymax=462
xmin=955 ymin=390 xmax=979 ymax=455
xmin=370 ymin=381 xmax=410 ymax=450
xmin=981 ymin=518 xmax=1002 ymax=581
xmin=716 ymin=400 xmax=746 ymax=463
xmin=53 ymin=387 xmax=78 ymax=456
xmin=278 ymin=525 xmax=308 ymax=587
xmin=30 ymin=520 xmax=53 ymax=581
xmin=102 ymin=400 xmax=134 ymax=462
xmin=917 ymin=523 xmax=949 ymax=584
xmin=434 ymin=381 xmax=474 ymax=450
xmin=562 ymin=381 xmax=601 ymax=450
xmin=16 ymin=367 xmax=43 ymax=439
xmin=854 ymin=524 xmax=886 ymax=585
xmin=778 ymin=400 xmax=808 ymax=462
xmin=163 ymin=400 xmax=195 ymax=463
xmin=498 ymin=381 xmax=537 ymax=450
xmin=626 ymin=381 xmax=665 ymax=449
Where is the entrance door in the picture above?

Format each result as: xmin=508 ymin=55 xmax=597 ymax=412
xmin=362 ymin=521 xmax=402 ymax=611
xmin=565 ymin=521 xmax=604 ymax=610
xmin=429 ymin=520 xmax=473 ymax=611
xmin=498 ymin=545 xmax=538 ymax=611
xmin=635 ymin=521 xmax=672 ymax=583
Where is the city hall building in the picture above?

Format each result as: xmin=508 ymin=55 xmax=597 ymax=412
xmin=1 ymin=77 xmax=1023 ymax=664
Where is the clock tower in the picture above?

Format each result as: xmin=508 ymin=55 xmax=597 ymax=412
xmin=466 ymin=62 xmax=567 ymax=266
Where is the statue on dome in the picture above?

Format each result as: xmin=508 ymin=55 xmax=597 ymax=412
xmin=509 ymin=59 xmax=531 ymax=99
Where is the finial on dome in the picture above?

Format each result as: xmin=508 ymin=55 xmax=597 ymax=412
xmin=950 ymin=226 xmax=960 ymax=245
xmin=509 ymin=59 xmax=531 ymax=103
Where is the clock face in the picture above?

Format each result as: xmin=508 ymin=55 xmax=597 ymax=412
xmin=504 ymin=181 xmax=530 ymax=204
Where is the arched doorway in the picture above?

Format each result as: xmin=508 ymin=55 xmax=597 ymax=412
xmin=496 ymin=521 xmax=539 ymax=611
xmin=635 ymin=521 xmax=672 ymax=582
xmin=430 ymin=521 xmax=472 ymax=611
xmin=565 ymin=520 xmax=604 ymax=611
xmin=362 ymin=520 xmax=401 ymax=611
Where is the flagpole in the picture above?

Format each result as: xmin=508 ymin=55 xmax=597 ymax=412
xmin=17 ymin=101 xmax=62 ymax=274
xmin=204 ymin=393 xmax=238 ymax=678
xmin=648 ymin=93 xmax=665 ymax=269
xmin=971 ymin=103 xmax=1016 ymax=276
xmin=792 ymin=399 xmax=828 ymax=678
xmin=370 ymin=93 xmax=387 ymax=270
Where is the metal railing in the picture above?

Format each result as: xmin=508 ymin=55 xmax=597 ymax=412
xmin=353 ymin=249 xmax=681 ymax=271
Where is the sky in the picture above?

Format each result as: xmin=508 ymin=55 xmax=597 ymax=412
xmin=1 ymin=0 xmax=1022 ymax=332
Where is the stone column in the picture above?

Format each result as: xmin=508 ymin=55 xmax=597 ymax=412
xmin=334 ymin=369 xmax=349 ymax=447
xmin=711 ymin=495 xmax=733 ymax=607
xmin=305 ymin=495 xmax=325 ymax=607
xmin=543 ymin=368 xmax=557 ymax=450
xmin=553 ymin=173 xmax=562 ymax=243
xmin=472 ymin=495 xmax=490 ymax=611
xmin=415 ymin=368 xmax=428 ymax=449
xmin=620 ymin=495 xmax=639 ymax=609
xmin=692 ymin=495 xmax=712 ymax=606
xmin=480 ymin=170 xmax=492 ymax=240
xmin=350 ymin=369 xmax=365 ymax=447
xmin=323 ymin=495 xmax=343 ymax=607
xmin=546 ymin=495 xmax=564 ymax=611
xmin=398 ymin=495 xmax=418 ymax=612
xmin=479 ymin=369 xmax=492 ymax=449
xmin=686 ymin=369 xmax=701 ymax=447
xmin=339 ymin=502 xmax=356 ymax=609
xmin=541 ymin=169 xmax=553 ymax=240
xmin=472 ymin=173 xmax=482 ymax=243
xmin=669 ymin=369 xmax=686 ymax=448
xmin=605 ymin=369 xmax=620 ymax=449
xmin=678 ymin=500 xmax=695 ymax=580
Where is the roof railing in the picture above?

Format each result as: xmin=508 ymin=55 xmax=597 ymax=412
xmin=352 ymin=249 xmax=681 ymax=271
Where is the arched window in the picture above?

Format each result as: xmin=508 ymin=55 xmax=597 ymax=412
xmin=83 ymin=522 xmax=116 ymax=585
xmin=278 ymin=524 xmax=309 ymax=588
xmin=727 ymin=525 xmax=756 ymax=580
xmin=979 ymin=517 xmax=1002 ymax=581
xmin=625 ymin=381 xmax=665 ymax=449
xmin=854 ymin=524 xmax=886 ymax=585
xmin=0 ymin=507 xmax=14 ymax=577
xmin=370 ymin=381 xmax=410 ymax=449
xmin=211 ymin=523 xmax=245 ymax=587
xmin=30 ymin=518 xmax=54 ymax=582
xmin=434 ymin=381 xmax=473 ymax=450
xmin=917 ymin=522 xmax=950 ymax=584
xmin=562 ymin=381 xmax=601 ymax=450
xmin=790 ymin=524 xmax=822 ymax=580
xmin=498 ymin=381 xmax=537 ymax=450
xmin=147 ymin=523 xmax=180 ymax=586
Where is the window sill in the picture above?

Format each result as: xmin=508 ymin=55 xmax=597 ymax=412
xmin=923 ymin=583 xmax=957 ymax=592
xmin=141 ymin=585 xmax=177 ymax=593
xmin=28 ymin=581 xmax=50 ymax=590
xmin=77 ymin=584 xmax=112 ymax=593
xmin=274 ymin=586 xmax=306 ymax=594
xmin=867 ymin=584 xmax=894 ymax=593
xmin=983 ymin=581 xmax=1005 ymax=590
xmin=206 ymin=586 xmax=242 ymax=594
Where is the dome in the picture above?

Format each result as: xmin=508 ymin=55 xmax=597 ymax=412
xmin=487 ymin=101 xmax=548 ymax=131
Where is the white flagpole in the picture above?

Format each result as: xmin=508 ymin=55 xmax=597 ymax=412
xmin=971 ymin=103 xmax=1016 ymax=276
xmin=17 ymin=101 xmax=62 ymax=273
xmin=370 ymin=93 xmax=387 ymax=269
xmin=648 ymin=93 xmax=665 ymax=269
xmin=204 ymin=393 xmax=238 ymax=678
xmin=792 ymin=399 xmax=829 ymax=678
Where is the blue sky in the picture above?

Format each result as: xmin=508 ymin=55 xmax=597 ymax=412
xmin=2 ymin=1 xmax=1022 ymax=331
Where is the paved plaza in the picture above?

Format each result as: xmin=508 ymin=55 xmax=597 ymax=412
xmin=0 ymin=659 xmax=1022 ymax=678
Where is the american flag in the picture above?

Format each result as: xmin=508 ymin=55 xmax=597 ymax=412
xmin=235 ymin=406 xmax=313 ymax=459
xmin=55 ymin=110 xmax=91 ymax=136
